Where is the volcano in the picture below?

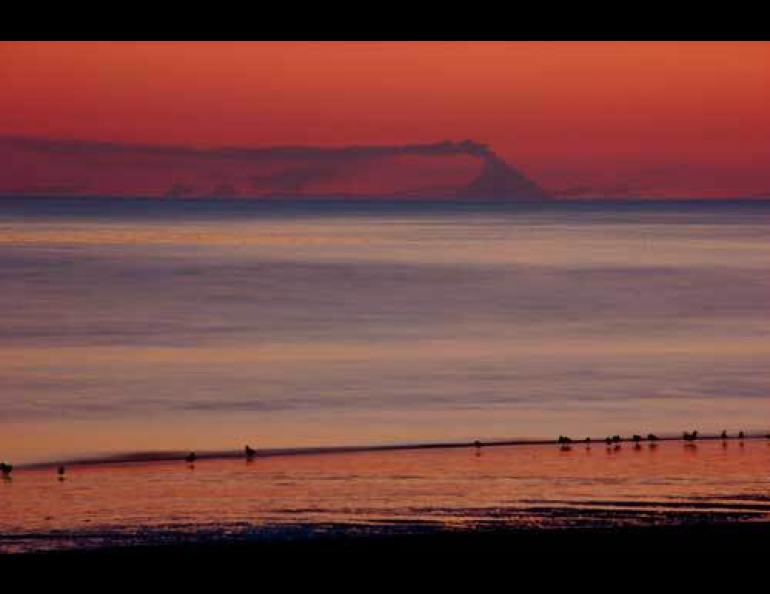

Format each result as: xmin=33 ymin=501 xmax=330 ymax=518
xmin=457 ymin=153 xmax=550 ymax=200
xmin=0 ymin=136 xmax=551 ymax=201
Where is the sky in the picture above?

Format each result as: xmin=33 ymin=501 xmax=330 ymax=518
xmin=1 ymin=41 xmax=769 ymax=198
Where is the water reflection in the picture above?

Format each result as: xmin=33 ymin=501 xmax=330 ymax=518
xmin=3 ymin=439 xmax=769 ymax=553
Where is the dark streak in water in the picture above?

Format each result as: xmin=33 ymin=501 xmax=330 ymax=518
xmin=17 ymin=433 xmax=770 ymax=471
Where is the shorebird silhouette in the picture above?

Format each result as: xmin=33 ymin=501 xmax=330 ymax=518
xmin=738 ymin=431 xmax=745 ymax=439
xmin=185 ymin=452 xmax=197 ymax=464
xmin=57 ymin=466 xmax=66 ymax=480
xmin=1 ymin=462 xmax=12 ymax=477
xmin=244 ymin=445 xmax=257 ymax=459
xmin=721 ymin=430 xmax=728 ymax=440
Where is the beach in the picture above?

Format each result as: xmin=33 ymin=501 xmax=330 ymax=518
xmin=3 ymin=41 xmax=770 ymax=575
xmin=6 ymin=523 xmax=770 ymax=576
xmin=2 ymin=199 xmax=770 ymax=562
xmin=3 ymin=438 xmax=770 ymax=557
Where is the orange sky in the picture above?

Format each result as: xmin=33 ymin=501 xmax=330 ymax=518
xmin=1 ymin=41 xmax=769 ymax=197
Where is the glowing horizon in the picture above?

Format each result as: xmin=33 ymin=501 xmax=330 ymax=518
xmin=1 ymin=41 xmax=768 ymax=198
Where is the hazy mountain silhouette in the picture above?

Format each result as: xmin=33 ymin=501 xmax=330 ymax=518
xmin=458 ymin=153 xmax=550 ymax=200
xmin=0 ymin=136 xmax=550 ymax=201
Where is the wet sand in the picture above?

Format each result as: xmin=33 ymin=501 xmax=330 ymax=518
xmin=4 ymin=523 xmax=769 ymax=575
xmin=4 ymin=438 xmax=770 ymax=559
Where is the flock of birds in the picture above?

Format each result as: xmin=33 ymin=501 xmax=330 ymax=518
xmin=552 ymin=429 xmax=769 ymax=451
xmin=0 ymin=445 xmax=259 ymax=480
xmin=3 ymin=433 xmax=770 ymax=480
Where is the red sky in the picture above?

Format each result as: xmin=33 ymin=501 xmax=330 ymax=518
xmin=1 ymin=41 xmax=769 ymax=198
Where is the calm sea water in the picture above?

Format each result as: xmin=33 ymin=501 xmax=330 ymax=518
xmin=1 ymin=198 xmax=770 ymax=465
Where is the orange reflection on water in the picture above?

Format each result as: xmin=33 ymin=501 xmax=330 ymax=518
xmin=2 ymin=440 xmax=770 ymax=552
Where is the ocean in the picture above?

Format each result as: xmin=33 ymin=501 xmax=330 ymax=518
xmin=2 ymin=197 xmax=770 ymax=552
xmin=1 ymin=198 xmax=769 ymax=464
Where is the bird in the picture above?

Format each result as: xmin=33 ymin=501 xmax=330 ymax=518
xmin=57 ymin=466 xmax=66 ymax=480
xmin=1 ymin=462 xmax=12 ymax=477
xmin=721 ymin=430 xmax=728 ymax=440
xmin=185 ymin=452 xmax=197 ymax=464
xmin=738 ymin=431 xmax=745 ymax=439
xmin=244 ymin=445 xmax=257 ymax=459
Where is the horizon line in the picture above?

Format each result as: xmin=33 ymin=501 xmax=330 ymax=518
xmin=2 ymin=194 xmax=770 ymax=202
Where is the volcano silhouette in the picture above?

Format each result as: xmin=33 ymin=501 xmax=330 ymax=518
xmin=0 ymin=136 xmax=551 ymax=201
xmin=457 ymin=152 xmax=550 ymax=200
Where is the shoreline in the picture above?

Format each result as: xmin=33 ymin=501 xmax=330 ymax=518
xmin=15 ymin=432 xmax=770 ymax=472
xmin=4 ymin=521 xmax=770 ymax=565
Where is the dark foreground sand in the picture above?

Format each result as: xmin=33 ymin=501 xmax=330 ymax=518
xmin=3 ymin=522 xmax=769 ymax=577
